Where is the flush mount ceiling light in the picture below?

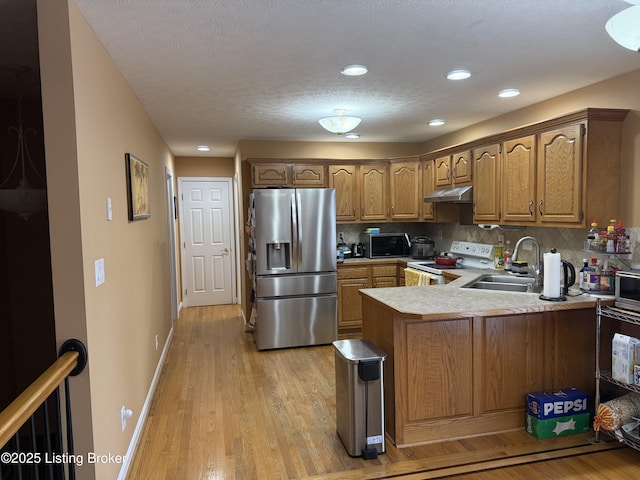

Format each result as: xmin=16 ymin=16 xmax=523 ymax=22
xmin=605 ymin=6 xmax=640 ymax=52
xmin=196 ymin=145 xmax=210 ymax=152
xmin=446 ymin=69 xmax=471 ymax=80
xmin=428 ymin=119 xmax=446 ymax=126
xmin=344 ymin=132 xmax=360 ymax=139
xmin=318 ymin=109 xmax=362 ymax=134
xmin=340 ymin=64 xmax=368 ymax=76
xmin=498 ymin=88 xmax=520 ymax=98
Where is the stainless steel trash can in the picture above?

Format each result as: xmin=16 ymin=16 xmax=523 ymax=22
xmin=333 ymin=339 xmax=386 ymax=458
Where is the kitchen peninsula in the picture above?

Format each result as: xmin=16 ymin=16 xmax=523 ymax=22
xmin=359 ymin=270 xmax=602 ymax=447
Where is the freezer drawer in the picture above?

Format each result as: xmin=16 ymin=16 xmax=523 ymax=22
xmin=254 ymin=294 xmax=337 ymax=350
xmin=256 ymin=272 xmax=337 ymax=297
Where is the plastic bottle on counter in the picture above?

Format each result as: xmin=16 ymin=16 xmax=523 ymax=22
xmin=494 ymin=234 xmax=505 ymax=270
xmin=615 ymin=219 xmax=628 ymax=253
xmin=585 ymin=221 xmax=599 ymax=250
xmin=504 ymin=240 xmax=513 ymax=271
xmin=579 ymin=259 xmax=589 ymax=291
xmin=606 ymin=224 xmax=616 ymax=253
xmin=587 ymin=258 xmax=601 ymax=292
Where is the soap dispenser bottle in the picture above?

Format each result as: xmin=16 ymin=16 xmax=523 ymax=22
xmin=494 ymin=234 xmax=505 ymax=270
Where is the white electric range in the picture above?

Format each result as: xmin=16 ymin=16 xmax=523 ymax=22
xmin=406 ymin=241 xmax=495 ymax=282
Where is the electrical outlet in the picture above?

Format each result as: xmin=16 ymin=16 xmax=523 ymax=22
xmin=95 ymin=258 xmax=105 ymax=287
xmin=155 ymin=334 xmax=159 ymax=351
xmin=338 ymin=231 xmax=344 ymax=240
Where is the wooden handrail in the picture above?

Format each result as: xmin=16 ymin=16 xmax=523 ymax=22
xmin=0 ymin=350 xmax=79 ymax=448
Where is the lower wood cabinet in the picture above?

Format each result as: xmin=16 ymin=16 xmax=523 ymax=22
xmin=361 ymin=300 xmax=596 ymax=447
xmin=337 ymin=262 xmax=400 ymax=334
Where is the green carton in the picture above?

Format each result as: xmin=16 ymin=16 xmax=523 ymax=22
xmin=525 ymin=412 xmax=590 ymax=439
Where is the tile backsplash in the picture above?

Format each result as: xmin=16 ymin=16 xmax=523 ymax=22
xmin=338 ymin=222 xmax=640 ymax=270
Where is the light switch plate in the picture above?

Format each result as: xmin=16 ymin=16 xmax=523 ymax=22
xmin=106 ymin=197 xmax=113 ymax=221
xmin=95 ymin=258 xmax=105 ymax=286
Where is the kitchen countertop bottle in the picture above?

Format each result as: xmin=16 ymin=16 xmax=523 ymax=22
xmin=503 ymin=240 xmax=513 ymax=271
xmin=494 ymin=234 xmax=505 ymax=270
xmin=579 ymin=259 xmax=589 ymax=291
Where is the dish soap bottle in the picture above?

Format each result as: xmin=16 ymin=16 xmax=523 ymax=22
xmin=494 ymin=234 xmax=505 ymax=270
xmin=579 ymin=259 xmax=589 ymax=291
xmin=503 ymin=240 xmax=513 ymax=271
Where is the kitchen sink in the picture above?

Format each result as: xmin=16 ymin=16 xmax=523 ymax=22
xmin=461 ymin=274 xmax=542 ymax=293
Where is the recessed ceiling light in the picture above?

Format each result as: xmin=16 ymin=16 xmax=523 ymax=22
xmin=340 ymin=64 xmax=368 ymax=76
xmin=428 ymin=119 xmax=446 ymax=126
xmin=344 ymin=132 xmax=360 ymax=139
xmin=498 ymin=88 xmax=520 ymax=98
xmin=196 ymin=145 xmax=210 ymax=151
xmin=446 ymin=70 xmax=471 ymax=80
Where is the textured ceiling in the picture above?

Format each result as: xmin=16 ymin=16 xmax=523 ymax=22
xmin=11 ymin=1 xmax=640 ymax=157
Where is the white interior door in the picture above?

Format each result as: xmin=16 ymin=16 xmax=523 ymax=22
xmin=180 ymin=178 xmax=234 ymax=307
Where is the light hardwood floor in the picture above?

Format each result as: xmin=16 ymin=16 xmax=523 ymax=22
xmin=127 ymin=305 xmax=640 ymax=479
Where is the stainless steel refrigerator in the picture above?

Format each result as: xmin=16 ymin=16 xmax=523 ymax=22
xmin=253 ymin=188 xmax=337 ymax=350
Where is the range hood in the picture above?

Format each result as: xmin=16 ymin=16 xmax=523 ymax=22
xmin=424 ymin=185 xmax=473 ymax=203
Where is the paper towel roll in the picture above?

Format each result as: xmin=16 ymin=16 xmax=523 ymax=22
xmin=543 ymin=251 xmax=561 ymax=298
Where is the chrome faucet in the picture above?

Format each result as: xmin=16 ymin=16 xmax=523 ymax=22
xmin=513 ymin=236 xmax=543 ymax=285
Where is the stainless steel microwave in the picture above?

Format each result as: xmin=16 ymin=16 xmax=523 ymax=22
xmin=360 ymin=233 xmax=409 ymax=258
xmin=615 ymin=271 xmax=640 ymax=313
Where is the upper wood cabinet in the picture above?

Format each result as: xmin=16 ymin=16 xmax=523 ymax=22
xmin=328 ymin=165 xmax=358 ymax=222
xmin=500 ymin=127 xmax=583 ymax=226
xmin=250 ymin=161 xmax=326 ymax=187
xmin=389 ymin=158 xmax=421 ymax=221
xmin=436 ymin=151 xmax=472 ymax=188
xmin=537 ymin=124 xmax=583 ymax=224
xmin=472 ymin=144 xmax=501 ymax=223
xmin=252 ymin=163 xmax=289 ymax=186
xmin=502 ymin=135 xmax=537 ymax=223
xmin=359 ymin=164 xmax=389 ymax=221
xmin=422 ymin=158 xmax=436 ymax=220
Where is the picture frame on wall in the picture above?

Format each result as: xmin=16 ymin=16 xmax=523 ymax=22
xmin=125 ymin=153 xmax=150 ymax=221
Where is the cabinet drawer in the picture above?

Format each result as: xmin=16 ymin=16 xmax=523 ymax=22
xmin=337 ymin=266 xmax=370 ymax=279
xmin=372 ymin=265 xmax=397 ymax=277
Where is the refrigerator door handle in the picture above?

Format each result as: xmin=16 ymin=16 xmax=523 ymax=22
xmin=291 ymin=190 xmax=299 ymax=270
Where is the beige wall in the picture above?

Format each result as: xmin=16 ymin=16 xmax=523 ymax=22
xmin=39 ymin=1 xmax=174 ymax=478
xmin=175 ymin=156 xmax=235 ymax=178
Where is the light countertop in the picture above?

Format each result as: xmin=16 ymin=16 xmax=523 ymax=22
xmin=359 ymin=266 xmax=610 ymax=320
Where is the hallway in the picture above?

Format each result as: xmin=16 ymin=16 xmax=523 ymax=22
xmin=127 ymin=305 xmax=640 ymax=479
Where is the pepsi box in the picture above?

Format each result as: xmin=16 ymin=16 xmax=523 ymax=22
xmin=526 ymin=388 xmax=588 ymax=420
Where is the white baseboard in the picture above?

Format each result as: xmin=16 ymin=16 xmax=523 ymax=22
xmin=117 ymin=327 xmax=174 ymax=480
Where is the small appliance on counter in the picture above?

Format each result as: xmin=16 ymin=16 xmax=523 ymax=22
xmin=615 ymin=270 xmax=640 ymax=313
xmin=350 ymin=243 xmax=366 ymax=258
xmin=360 ymin=232 xmax=409 ymax=258
xmin=405 ymin=234 xmax=435 ymax=259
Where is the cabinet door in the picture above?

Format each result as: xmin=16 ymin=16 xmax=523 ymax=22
xmin=451 ymin=150 xmax=472 ymax=185
xmin=481 ymin=313 xmax=546 ymax=414
xmin=390 ymin=160 xmax=421 ymax=220
xmin=472 ymin=144 xmax=501 ymax=223
xmin=538 ymin=124 xmax=583 ymax=224
xmin=435 ymin=155 xmax=451 ymax=188
xmin=337 ymin=265 xmax=370 ymax=331
xmin=329 ymin=165 xmax=359 ymax=222
xmin=502 ymin=135 xmax=537 ymax=224
xmin=359 ymin=164 xmax=388 ymax=221
xmin=422 ymin=158 xmax=436 ymax=220
xmin=252 ymin=164 xmax=289 ymax=186
xmin=291 ymin=164 xmax=326 ymax=186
